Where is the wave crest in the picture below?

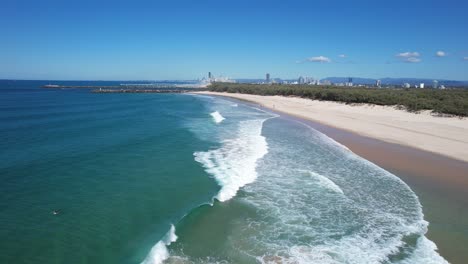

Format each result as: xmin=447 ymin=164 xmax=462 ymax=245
xmin=194 ymin=119 xmax=269 ymax=202
xmin=141 ymin=225 xmax=178 ymax=264
xmin=210 ymin=111 xmax=225 ymax=124
xmin=299 ymin=170 xmax=344 ymax=195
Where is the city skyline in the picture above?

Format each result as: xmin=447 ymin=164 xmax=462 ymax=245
xmin=2 ymin=0 xmax=468 ymax=81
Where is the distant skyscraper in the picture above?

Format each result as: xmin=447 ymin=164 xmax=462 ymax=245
xmin=306 ymin=77 xmax=315 ymax=84
xmin=376 ymin=80 xmax=381 ymax=88
xmin=433 ymin=80 xmax=438 ymax=89
xmin=208 ymin=72 xmax=212 ymax=79
xmin=298 ymin=76 xmax=305 ymax=84
xmin=420 ymin=83 xmax=425 ymax=89
xmin=347 ymin=77 xmax=353 ymax=87
xmin=266 ymin=73 xmax=270 ymax=83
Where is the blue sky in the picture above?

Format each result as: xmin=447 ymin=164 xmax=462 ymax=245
xmin=2 ymin=0 xmax=468 ymax=80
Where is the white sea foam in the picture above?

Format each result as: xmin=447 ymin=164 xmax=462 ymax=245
xmin=141 ymin=225 xmax=178 ymax=264
xmin=189 ymin=94 xmax=214 ymax=99
xmin=289 ymin=119 xmax=352 ymax=153
xmin=236 ymin=117 xmax=448 ymax=264
xmin=210 ymin=111 xmax=225 ymax=124
xmin=232 ymin=103 xmax=238 ymax=107
xmin=300 ymin=170 xmax=344 ymax=195
xmin=270 ymin=223 xmax=447 ymax=264
xmin=145 ymin=97 xmax=447 ymax=263
xmin=194 ymin=118 xmax=269 ymax=202
xmin=397 ymin=236 xmax=449 ymax=264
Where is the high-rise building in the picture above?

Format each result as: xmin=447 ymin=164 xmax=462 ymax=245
xmin=346 ymin=77 xmax=353 ymax=87
xmin=376 ymin=80 xmax=381 ymax=88
xmin=433 ymin=80 xmax=438 ymax=89
xmin=208 ymin=72 xmax=212 ymax=79
xmin=419 ymin=83 xmax=425 ymax=89
xmin=298 ymin=76 xmax=305 ymax=84
xmin=266 ymin=73 xmax=270 ymax=83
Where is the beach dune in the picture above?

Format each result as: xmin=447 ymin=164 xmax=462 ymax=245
xmin=197 ymin=92 xmax=468 ymax=163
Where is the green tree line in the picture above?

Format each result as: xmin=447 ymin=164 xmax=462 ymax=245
xmin=208 ymin=83 xmax=468 ymax=117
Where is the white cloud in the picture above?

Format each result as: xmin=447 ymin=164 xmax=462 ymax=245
xmin=338 ymin=54 xmax=346 ymax=58
xmin=306 ymin=56 xmax=331 ymax=63
xmin=395 ymin=51 xmax=421 ymax=63
xmin=405 ymin=57 xmax=421 ymax=63
xmin=436 ymin=51 xmax=446 ymax=57
xmin=396 ymin=52 xmax=420 ymax=58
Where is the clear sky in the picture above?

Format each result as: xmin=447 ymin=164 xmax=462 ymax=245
xmin=2 ymin=0 xmax=468 ymax=80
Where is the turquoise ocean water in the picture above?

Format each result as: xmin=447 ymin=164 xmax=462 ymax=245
xmin=0 ymin=81 xmax=448 ymax=263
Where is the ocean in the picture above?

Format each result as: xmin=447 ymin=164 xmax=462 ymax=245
xmin=0 ymin=80 xmax=448 ymax=263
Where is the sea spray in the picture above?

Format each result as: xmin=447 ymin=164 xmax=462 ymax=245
xmin=140 ymin=99 xmax=275 ymax=263
xmin=194 ymin=119 xmax=269 ymax=201
xmin=140 ymin=225 xmax=178 ymax=264
xmin=210 ymin=111 xmax=225 ymax=124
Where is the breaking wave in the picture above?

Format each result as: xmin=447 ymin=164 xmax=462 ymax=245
xmin=299 ymin=169 xmax=344 ymax=195
xmin=140 ymin=225 xmax=177 ymax=264
xmin=210 ymin=111 xmax=225 ymax=124
xmin=194 ymin=118 xmax=270 ymax=202
xmin=141 ymin=96 xmax=447 ymax=264
xmin=238 ymin=118 xmax=448 ymax=264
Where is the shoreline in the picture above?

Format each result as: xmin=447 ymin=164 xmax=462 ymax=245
xmin=196 ymin=92 xmax=468 ymax=163
xmin=194 ymin=91 xmax=468 ymax=189
xmin=194 ymin=91 xmax=468 ymax=264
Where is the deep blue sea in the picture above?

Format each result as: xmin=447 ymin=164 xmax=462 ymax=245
xmin=0 ymin=80 xmax=447 ymax=263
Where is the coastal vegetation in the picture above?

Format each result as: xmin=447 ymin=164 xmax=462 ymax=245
xmin=208 ymin=83 xmax=468 ymax=117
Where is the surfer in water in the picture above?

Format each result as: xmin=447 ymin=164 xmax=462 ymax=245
xmin=52 ymin=209 xmax=61 ymax=215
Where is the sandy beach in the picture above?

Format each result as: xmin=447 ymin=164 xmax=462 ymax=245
xmin=196 ymin=91 xmax=468 ymax=264
xmin=197 ymin=92 xmax=468 ymax=163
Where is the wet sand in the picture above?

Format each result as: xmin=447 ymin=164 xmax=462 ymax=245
xmin=195 ymin=92 xmax=468 ymax=264
xmin=291 ymin=115 xmax=468 ymax=264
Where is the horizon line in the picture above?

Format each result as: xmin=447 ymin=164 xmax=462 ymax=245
xmin=2 ymin=76 xmax=468 ymax=82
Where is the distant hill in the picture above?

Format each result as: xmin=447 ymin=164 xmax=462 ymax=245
xmin=322 ymin=77 xmax=376 ymax=85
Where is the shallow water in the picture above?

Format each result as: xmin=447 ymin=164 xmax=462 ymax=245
xmin=0 ymin=81 xmax=448 ymax=263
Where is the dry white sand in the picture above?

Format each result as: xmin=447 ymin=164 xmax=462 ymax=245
xmin=197 ymin=92 xmax=468 ymax=163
